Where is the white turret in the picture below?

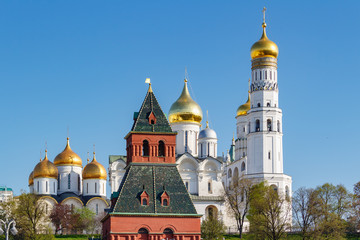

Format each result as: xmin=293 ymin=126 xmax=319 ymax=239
xmin=198 ymin=122 xmax=217 ymax=158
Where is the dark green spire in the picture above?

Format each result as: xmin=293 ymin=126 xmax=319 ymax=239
xmin=131 ymin=84 xmax=173 ymax=133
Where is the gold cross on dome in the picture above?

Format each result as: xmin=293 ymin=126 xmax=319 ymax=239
xmin=263 ymin=7 xmax=266 ymax=23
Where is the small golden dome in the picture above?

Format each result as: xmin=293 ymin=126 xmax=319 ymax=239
xmin=237 ymin=92 xmax=251 ymax=116
xmin=169 ymin=80 xmax=203 ymax=124
xmin=28 ymin=171 xmax=34 ymax=186
xmin=33 ymin=150 xmax=59 ymax=179
xmin=250 ymin=23 xmax=278 ymax=59
xmin=54 ymin=138 xmax=82 ymax=167
xmin=82 ymin=152 xmax=107 ymax=180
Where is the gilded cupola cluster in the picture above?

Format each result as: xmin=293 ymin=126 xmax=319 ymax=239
xmin=168 ymin=79 xmax=203 ymax=124
xmin=33 ymin=150 xmax=59 ymax=179
xmin=83 ymin=152 xmax=107 ymax=180
xmin=54 ymin=138 xmax=82 ymax=167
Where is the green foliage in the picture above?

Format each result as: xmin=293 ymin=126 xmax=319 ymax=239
xmin=247 ymin=182 xmax=291 ymax=240
xmin=201 ymin=218 xmax=226 ymax=240
xmin=72 ymin=208 xmax=96 ymax=234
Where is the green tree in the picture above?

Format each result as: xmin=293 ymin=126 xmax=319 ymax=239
xmin=247 ymin=182 xmax=291 ymax=240
xmin=73 ymin=207 xmax=96 ymax=234
xmin=201 ymin=218 xmax=225 ymax=240
xmin=312 ymin=183 xmax=349 ymax=239
xmin=13 ymin=192 xmax=50 ymax=240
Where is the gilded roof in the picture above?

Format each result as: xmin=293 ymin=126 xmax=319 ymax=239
xmin=83 ymin=153 xmax=107 ymax=180
xmin=168 ymin=80 xmax=203 ymax=124
xmin=54 ymin=138 xmax=82 ymax=167
xmin=33 ymin=151 xmax=59 ymax=179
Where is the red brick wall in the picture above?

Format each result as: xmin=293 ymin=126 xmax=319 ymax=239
xmin=126 ymin=133 xmax=176 ymax=164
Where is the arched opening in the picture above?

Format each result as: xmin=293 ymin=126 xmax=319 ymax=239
xmin=206 ymin=206 xmax=218 ymax=220
xmin=267 ymin=102 xmax=270 ymax=107
xmin=257 ymin=103 xmax=261 ymax=107
xmin=163 ymin=228 xmax=174 ymax=239
xmin=241 ymin=162 xmax=246 ymax=172
xmin=228 ymin=169 xmax=232 ymax=178
xmin=158 ymin=141 xmax=165 ymax=157
xmin=138 ymin=228 xmax=149 ymax=240
xmin=142 ymin=198 xmax=147 ymax=206
xmin=277 ymin=120 xmax=280 ymax=132
xmin=271 ymin=184 xmax=278 ymax=193
xmin=163 ymin=199 xmax=168 ymax=206
xmin=142 ymin=140 xmax=149 ymax=156
xmin=267 ymin=119 xmax=272 ymax=131
xmin=285 ymin=186 xmax=290 ymax=199
xmin=68 ymin=174 xmax=71 ymax=189
xmin=256 ymin=120 xmax=260 ymax=132
xmin=233 ymin=167 xmax=239 ymax=182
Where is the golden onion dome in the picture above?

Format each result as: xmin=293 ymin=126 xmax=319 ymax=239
xmin=28 ymin=171 xmax=34 ymax=186
xmin=168 ymin=79 xmax=203 ymax=124
xmin=250 ymin=22 xmax=278 ymax=59
xmin=82 ymin=152 xmax=107 ymax=180
xmin=237 ymin=92 xmax=251 ymax=116
xmin=33 ymin=150 xmax=59 ymax=179
xmin=54 ymin=138 xmax=82 ymax=167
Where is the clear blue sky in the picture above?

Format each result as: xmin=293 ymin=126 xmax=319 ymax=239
xmin=0 ymin=1 xmax=358 ymax=196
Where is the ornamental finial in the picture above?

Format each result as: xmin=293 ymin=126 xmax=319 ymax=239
xmin=262 ymin=7 xmax=266 ymax=24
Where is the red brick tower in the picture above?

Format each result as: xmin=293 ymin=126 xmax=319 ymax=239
xmin=102 ymin=83 xmax=201 ymax=240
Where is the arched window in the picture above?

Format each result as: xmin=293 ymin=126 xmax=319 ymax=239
xmin=285 ymin=186 xmax=290 ymax=198
xmin=265 ymin=70 xmax=267 ymax=79
xmin=257 ymin=103 xmax=261 ymax=107
xmin=248 ymin=122 xmax=251 ymax=133
xmin=255 ymin=71 xmax=257 ymax=80
xmin=163 ymin=199 xmax=168 ymax=206
xmin=228 ymin=169 xmax=232 ymax=178
xmin=242 ymin=152 xmax=245 ymax=157
xmin=142 ymin=140 xmax=149 ymax=156
xmin=138 ymin=228 xmax=149 ymax=234
xmin=68 ymin=174 xmax=71 ymax=189
xmin=208 ymin=181 xmax=212 ymax=194
xmin=256 ymin=120 xmax=260 ymax=132
xmin=46 ymin=181 xmax=48 ymax=193
xmin=267 ymin=102 xmax=270 ymax=107
xmin=53 ymin=182 xmax=55 ymax=193
xmin=185 ymin=181 xmax=189 ymax=190
xmin=241 ymin=162 xmax=246 ymax=172
xmin=270 ymin=70 xmax=272 ymax=80
xmin=142 ymin=198 xmax=147 ymax=205
xmin=57 ymin=175 xmax=60 ymax=190
xmin=163 ymin=228 xmax=173 ymax=234
xmin=206 ymin=206 xmax=218 ymax=220
xmin=185 ymin=131 xmax=188 ymax=153
xmin=268 ymin=151 xmax=271 ymax=159
xmin=37 ymin=181 xmax=39 ymax=192
xmin=158 ymin=141 xmax=165 ymax=157
xmin=78 ymin=175 xmax=80 ymax=191
xmin=208 ymin=142 xmax=210 ymax=156
xmin=260 ymin=71 xmax=262 ymax=80
xmin=95 ymin=182 xmax=97 ymax=193
xmin=233 ymin=167 xmax=239 ymax=182
xmin=271 ymin=184 xmax=278 ymax=192
xmin=267 ymin=119 xmax=272 ymax=131
xmin=96 ymin=203 xmax=99 ymax=215
xmin=87 ymin=183 xmax=89 ymax=193
xmin=277 ymin=120 xmax=280 ymax=132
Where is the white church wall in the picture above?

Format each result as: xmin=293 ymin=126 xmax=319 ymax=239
xmin=57 ymin=165 xmax=83 ymax=195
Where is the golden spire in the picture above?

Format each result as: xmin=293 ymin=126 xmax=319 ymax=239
xmin=250 ymin=7 xmax=279 ymax=59
xmin=87 ymin=151 xmax=90 ymax=164
xmin=145 ymin=78 xmax=152 ymax=92
xmin=44 ymin=149 xmax=48 ymax=161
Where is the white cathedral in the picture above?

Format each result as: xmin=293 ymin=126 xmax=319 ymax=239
xmin=109 ymin=15 xmax=292 ymax=231
xmin=28 ymin=138 xmax=109 ymax=233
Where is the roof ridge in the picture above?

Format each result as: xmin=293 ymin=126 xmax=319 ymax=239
xmin=114 ymin=166 xmax=132 ymax=210
xmin=131 ymin=90 xmax=150 ymax=131
xmin=153 ymin=166 xmax=157 ymax=213
xmin=150 ymin=91 xmax=172 ymax=129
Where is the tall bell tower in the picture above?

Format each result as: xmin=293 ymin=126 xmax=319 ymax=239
xmin=235 ymin=8 xmax=291 ymax=198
